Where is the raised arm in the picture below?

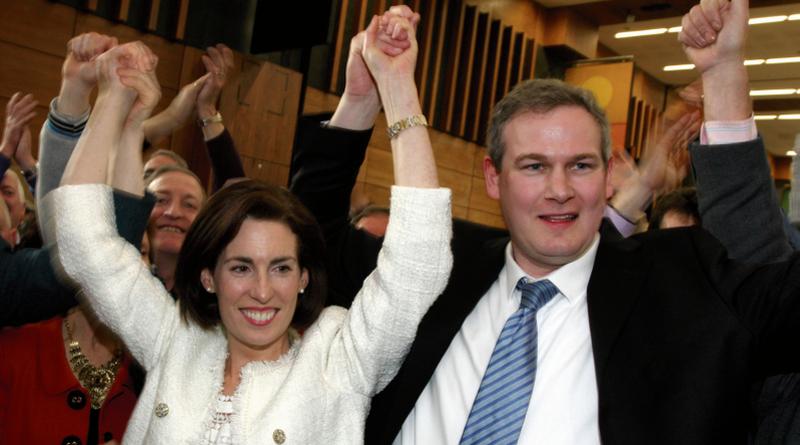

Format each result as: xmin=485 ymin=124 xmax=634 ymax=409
xmin=680 ymin=0 xmax=792 ymax=263
xmin=49 ymin=42 xmax=175 ymax=370
xmin=37 ymin=32 xmax=117 ymax=200
xmin=610 ymin=111 xmax=701 ymax=227
xmin=324 ymin=11 xmax=452 ymax=395
xmin=0 ymin=93 xmax=38 ymax=194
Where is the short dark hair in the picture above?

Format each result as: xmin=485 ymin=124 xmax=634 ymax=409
xmin=487 ymin=78 xmax=611 ymax=170
xmin=649 ymin=187 xmax=699 ymax=230
xmin=174 ymin=180 xmax=327 ymax=330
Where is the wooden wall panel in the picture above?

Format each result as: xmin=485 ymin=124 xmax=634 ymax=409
xmin=1 ymin=0 xmax=300 ymax=192
xmin=0 ymin=1 xmax=75 ymax=57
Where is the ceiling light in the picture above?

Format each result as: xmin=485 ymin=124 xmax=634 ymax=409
xmin=615 ymin=28 xmax=668 ymax=39
xmin=663 ymin=64 xmax=695 ymax=71
xmin=778 ymin=114 xmax=800 ymax=120
xmin=766 ymin=56 xmax=800 ymax=64
xmin=667 ymin=26 xmax=682 ymax=33
xmin=788 ymin=150 xmax=797 ymax=157
xmin=754 ymin=115 xmax=778 ymax=120
xmin=790 ymin=14 xmax=800 ymax=21
xmin=750 ymin=89 xmax=798 ymax=96
xmin=748 ymin=15 xmax=788 ymax=25
xmin=744 ymin=59 xmax=765 ymax=66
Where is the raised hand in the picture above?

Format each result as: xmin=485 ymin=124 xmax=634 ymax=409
xmin=330 ymin=6 xmax=419 ymax=130
xmin=95 ymin=41 xmax=157 ymax=98
xmin=1 ymin=92 xmax=37 ymax=161
xmin=58 ymin=32 xmax=118 ymax=117
xmin=143 ymin=73 xmax=208 ymax=145
xmin=197 ymin=44 xmax=234 ymax=120
xmin=14 ymin=128 xmax=36 ymax=172
xmin=62 ymin=32 xmax=118 ymax=89
xmin=362 ymin=14 xmax=418 ymax=87
xmin=640 ymin=111 xmax=701 ymax=194
xmin=679 ymin=0 xmax=748 ymax=75
xmin=118 ymin=61 xmax=162 ymax=129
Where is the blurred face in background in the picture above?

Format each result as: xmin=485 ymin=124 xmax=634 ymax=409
xmin=147 ymin=171 xmax=205 ymax=257
xmin=1 ymin=171 xmax=25 ymax=228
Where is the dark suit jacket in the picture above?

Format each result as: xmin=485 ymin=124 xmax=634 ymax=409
xmin=290 ymin=116 xmax=800 ymax=445
xmin=1 ymin=190 xmax=154 ymax=327
xmin=691 ymin=139 xmax=800 ymax=445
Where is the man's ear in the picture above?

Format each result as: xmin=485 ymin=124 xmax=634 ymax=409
xmin=200 ymin=268 xmax=215 ymax=293
xmin=605 ymin=154 xmax=615 ymax=200
xmin=483 ymin=156 xmax=501 ymax=200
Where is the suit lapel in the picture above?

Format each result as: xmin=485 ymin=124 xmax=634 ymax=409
xmin=587 ymin=221 xmax=650 ymax=380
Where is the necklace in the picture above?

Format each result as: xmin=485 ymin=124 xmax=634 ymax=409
xmin=63 ymin=316 xmax=123 ymax=409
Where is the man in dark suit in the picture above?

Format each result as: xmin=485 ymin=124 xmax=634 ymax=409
xmin=291 ymin=1 xmax=799 ymax=443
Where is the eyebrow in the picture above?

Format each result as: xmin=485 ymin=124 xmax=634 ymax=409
xmin=222 ymin=256 xmax=298 ymax=266
xmin=514 ymin=152 xmax=601 ymax=163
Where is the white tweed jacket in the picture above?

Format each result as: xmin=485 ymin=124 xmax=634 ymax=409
xmin=45 ymin=184 xmax=452 ymax=445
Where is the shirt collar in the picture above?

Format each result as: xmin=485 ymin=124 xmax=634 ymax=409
xmin=504 ymin=233 xmax=600 ymax=305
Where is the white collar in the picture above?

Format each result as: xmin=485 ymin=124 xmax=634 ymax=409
xmin=503 ymin=233 xmax=600 ymax=305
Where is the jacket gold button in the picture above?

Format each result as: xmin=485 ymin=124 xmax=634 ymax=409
xmin=273 ymin=429 xmax=286 ymax=444
xmin=155 ymin=402 xmax=169 ymax=417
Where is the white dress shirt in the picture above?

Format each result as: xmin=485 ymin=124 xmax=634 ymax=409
xmin=394 ymin=235 xmax=601 ymax=445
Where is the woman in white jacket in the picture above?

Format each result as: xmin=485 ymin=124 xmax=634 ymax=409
xmin=45 ymin=10 xmax=451 ymax=444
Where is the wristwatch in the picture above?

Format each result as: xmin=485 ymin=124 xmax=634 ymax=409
xmin=198 ymin=111 xmax=223 ymax=128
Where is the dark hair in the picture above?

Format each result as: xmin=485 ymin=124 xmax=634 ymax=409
xmin=174 ymin=179 xmax=327 ymax=330
xmin=649 ymin=187 xmax=699 ymax=230
xmin=487 ymin=78 xmax=611 ymax=170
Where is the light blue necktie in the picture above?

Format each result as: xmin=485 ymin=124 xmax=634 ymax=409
xmin=459 ymin=278 xmax=559 ymax=445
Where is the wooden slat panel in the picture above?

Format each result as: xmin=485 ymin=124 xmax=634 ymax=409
xmin=477 ymin=19 xmax=501 ymax=145
xmin=522 ymin=38 xmax=534 ymax=81
xmin=465 ymin=11 xmax=489 ymax=141
xmin=148 ymin=0 xmax=161 ymax=31
xmin=175 ymin=0 xmax=190 ymax=40
xmin=414 ymin=0 xmax=434 ymax=99
xmin=454 ymin=5 xmax=479 ymax=137
xmin=119 ymin=0 xmax=131 ymax=21
xmin=494 ymin=25 xmax=511 ymax=110
xmin=444 ymin=2 xmax=467 ymax=133
xmin=329 ymin=0 xmax=350 ymax=92
xmin=502 ymin=26 xmax=517 ymax=97
xmin=421 ymin=0 xmax=443 ymax=117
xmin=425 ymin=0 xmax=449 ymax=125
xmin=509 ymin=32 xmax=524 ymax=89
